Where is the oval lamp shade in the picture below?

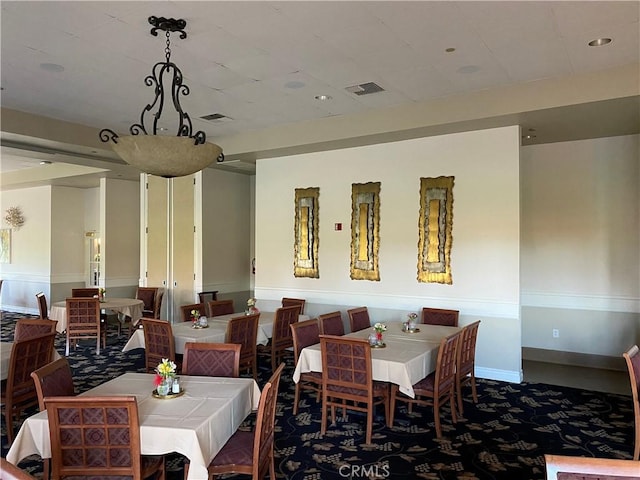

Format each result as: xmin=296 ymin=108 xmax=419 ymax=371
xmin=110 ymin=135 xmax=223 ymax=178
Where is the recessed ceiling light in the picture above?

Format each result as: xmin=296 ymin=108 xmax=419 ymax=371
xmin=314 ymin=94 xmax=332 ymax=101
xmin=40 ymin=63 xmax=65 ymax=72
xmin=588 ymin=38 xmax=612 ymax=47
xmin=445 ymin=47 xmax=456 ymax=53
xmin=40 ymin=160 xmax=53 ymax=165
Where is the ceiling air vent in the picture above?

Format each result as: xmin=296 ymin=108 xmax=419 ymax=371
xmin=345 ymin=82 xmax=385 ymax=96
xmin=200 ymin=113 xmax=231 ymax=122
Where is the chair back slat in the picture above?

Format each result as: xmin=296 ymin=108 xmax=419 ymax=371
xmin=136 ymin=287 xmax=163 ymax=319
xmin=198 ymin=291 xmax=218 ymax=304
xmin=623 ymin=345 xmax=640 ymax=460
xmin=140 ymin=318 xmax=176 ymax=373
xmin=207 ymin=299 xmax=235 ymax=317
xmin=281 ymin=297 xmax=305 ymax=315
xmin=318 ymin=311 xmax=345 ymax=336
xmin=226 ymin=313 xmax=259 ymax=379
xmin=421 ymin=307 xmax=459 ymax=327
xmin=180 ymin=303 xmax=206 ymax=322
xmin=71 ymin=288 xmax=99 ymax=298
xmin=183 ymin=342 xmax=241 ymax=377
xmin=31 ymin=357 xmax=76 ymax=411
xmin=36 ymin=292 xmax=49 ymax=319
xmin=347 ymin=307 xmax=371 ymax=333
xmin=290 ymin=318 xmax=320 ymax=361
xmin=458 ymin=320 xmax=481 ymax=377
xmin=14 ymin=318 xmax=57 ymax=341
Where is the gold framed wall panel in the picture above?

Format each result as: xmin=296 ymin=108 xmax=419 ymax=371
xmin=294 ymin=187 xmax=319 ymax=278
xmin=417 ymin=176 xmax=454 ymax=284
xmin=350 ymin=182 xmax=380 ymax=281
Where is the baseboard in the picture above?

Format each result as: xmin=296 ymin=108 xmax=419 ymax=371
xmin=522 ymin=347 xmax=626 ymax=372
xmin=476 ymin=366 xmax=523 ymax=384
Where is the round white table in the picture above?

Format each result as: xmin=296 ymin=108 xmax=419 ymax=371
xmin=49 ymin=298 xmax=144 ymax=333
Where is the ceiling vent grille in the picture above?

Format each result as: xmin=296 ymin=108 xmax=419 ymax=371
xmin=345 ymin=82 xmax=385 ymax=96
xmin=200 ymin=113 xmax=231 ymax=122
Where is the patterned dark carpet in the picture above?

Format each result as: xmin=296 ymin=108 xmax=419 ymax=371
xmin=1 ymin=311 xmax=635 ymax=479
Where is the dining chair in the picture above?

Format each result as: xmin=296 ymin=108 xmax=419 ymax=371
xmin=290 ymin=318 xmax=322 ymax=415
xmin=258 ymin=305 xmax=300 ymax=372
xmin=182 ymin=342 xmax=241 ymax=377
xmin=141 ymin=318 xmax=179 ymax=374
xmin=0 ymin=458 xmax=36 ymax=480
xmin=544 ymin=454 xmax=640 ymax=479
xmin=456 ymin=320 xmax=481 ymax=415
xmin=1 ymin=332 xmax=57 ymax=443
xmin=14 ymin=318 xmax=57 ymax=341
xmin=65 ymin=297 xmax=105 ymax=355
xmin=45 ymin=395 xmax=166 ymax=480
xmin=206 ymin=363 xmax=285 ymax=480
xmin=347 ymin=306 xmax=371 ymax=333
xmin=225 ymin=313 xmax=259 ymax=380
xmin=198 ymin=290 xmax=218 ymax=304
xmin=180 ymin=303 xmax=206 ymax=322
xmin=319 ymin=334 xmax=390 ymax=444
xmin=71 ymin=287 xmax=100 ymax=297
xmin=421 ymin=307 xmax=459 ymax=327
xmin=137 ymin=287 xmax=163 ymax=318
xmin=30 ymin=357 xmax=76 ymax=480
xmin=623 ymin=344 xmax=640 ymax=460
xmin=389 ymin=330 xmax=461 ymax=438
xmin=35 ymin=291 xmax=49 ymax=319
xmin=282 ymin=297 xmax=305 ymax=315
xmin=206 ymin=299 xmax=235 ymax=317
xmin=318 ymin=311 xmax=345 ymax=336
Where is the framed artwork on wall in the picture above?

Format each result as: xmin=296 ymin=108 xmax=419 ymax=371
xmin=0 ymin=228 xmax=11 ymax=264
xmin=350 ymin=182 xmax=380 ymax=281
xmin=294 ymin=187 xmax=320 ymax=278
xmin=417 ymin=176 xmax=454 ymax=284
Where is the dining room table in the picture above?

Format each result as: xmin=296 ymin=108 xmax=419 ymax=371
xmin=292 ymin=322 xmax=462 ymax=398
xmin=0 ymin=341 xmax=62 ymax=381
xmin=5 ymin=372 xmax=261 ymax=480
xmin=49 ymin=297 xmax=144 ymax=333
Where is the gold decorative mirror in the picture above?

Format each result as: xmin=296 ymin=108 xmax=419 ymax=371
xmin=350 ymin=182 xmax=380 ymax=281
xmin=294 ymin=187 xmax=320 ymax=278
xmin=418 ymin=176 xmax=454 ymax=284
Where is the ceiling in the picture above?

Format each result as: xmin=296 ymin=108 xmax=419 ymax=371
xmin=1 ymin=1 xmax=639 ymax=189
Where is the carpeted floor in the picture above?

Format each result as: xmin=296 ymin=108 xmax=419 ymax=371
xmin=1 ymin=311 xmax=636 ymax=479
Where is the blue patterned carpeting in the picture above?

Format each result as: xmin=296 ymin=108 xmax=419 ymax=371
xmin=1 ymin=311 xmax=635 ymax=479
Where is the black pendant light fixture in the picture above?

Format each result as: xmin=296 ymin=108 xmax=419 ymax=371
xmin=99 ymin=16 xmax=223 ymax=178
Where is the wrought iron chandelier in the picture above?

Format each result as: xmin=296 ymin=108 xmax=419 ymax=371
xmin=100 ymin=16 xmax=223 ymax=178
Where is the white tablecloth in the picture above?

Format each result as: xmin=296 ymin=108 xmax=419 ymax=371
xmin=208 ymin=310 xmax=309 ymax=340
xmin=6 ymin=372 xmax=260 ymax=480
xmin=292 ymin=322 xmax=461 ymax=398
xmin=1 ymin=341 xmax=62 ymax=381
xmin=50 ymin=298 xmax=144 ymax=333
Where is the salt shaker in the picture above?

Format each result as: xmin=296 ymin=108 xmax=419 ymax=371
xmin=172 ymin=377 xmax=180 ymax=394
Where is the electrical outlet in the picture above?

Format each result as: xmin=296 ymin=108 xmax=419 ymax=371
xmin=552 ymin=328 xmax=559 ymax=338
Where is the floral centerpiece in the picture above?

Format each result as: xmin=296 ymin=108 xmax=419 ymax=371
xmin=99 ymin=288 xmax=106 ymax=301
xmin=190 ymin=309 xmax=199 ymax=323
xmin=246 ymin=298 xmax=257 ymax=315
xmin=154 ymin=358 xmax=176 ymax=396
xmin=373 ymin=322 xmax=387 ymax=343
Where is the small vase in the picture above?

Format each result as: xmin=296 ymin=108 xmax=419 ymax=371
xmin=375 ymin=332 xmax=383 ymax=343
xmin=157 ymin=378 xmax=171 ymax=396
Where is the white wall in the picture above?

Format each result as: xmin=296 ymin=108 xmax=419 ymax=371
xmin=521 ymin=134 xmax=640 ymax=358
xmin=0 ymin=186 xmax=52 ymax=311
xmin=255 ymin=126 xmax=522 ymax=381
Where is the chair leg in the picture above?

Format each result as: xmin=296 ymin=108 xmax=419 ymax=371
xmin=366 ymin=407 xmax=373 ymax=444
xmin=4 ymin=408 xmax=14 ymax=443
xmin=320 ymin=394 xmax=328 ymax=436
xmin=456 ymin=378 xmax=464 ymax=415
xmin=389 ymin=385 xmax=398 ymax=426
xmin=293 ymin=383 xmax=301 ymax=415
xmin=433 ymin=397 xmax=442 ymax=438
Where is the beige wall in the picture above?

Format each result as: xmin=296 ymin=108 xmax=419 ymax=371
xmin=255 ymin=126 xmax=522 ymax=381
xmin=521 ymin=134 xmax=640 ymax=359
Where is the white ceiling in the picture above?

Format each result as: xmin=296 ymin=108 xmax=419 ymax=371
xmin=1 ymin=1 xmax=639 ymax=187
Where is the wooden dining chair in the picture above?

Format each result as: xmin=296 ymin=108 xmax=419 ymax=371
xmin=141 ymin=318 xmax=179 ymax=374
xmin=1 ymin=332 xmax=57 ymax=443
xmin=421 ymin=307 xmax=459 ymax=327
xmin=258 ymin=305 xmax=300 ymax=372
xmin=206 ymin=363 xmax=285 ymax=480
xmin=290 ymin=318 xmax=322 ymax=414
xmin=45 ymin=396 xmax=166 ymax=480
xmin=180 ymin=303 xmax=206 ymax=322
xmin=544 ymin=454 xmax=640 ymax=479
xmin=14 ymin=318 xmax=57 ymax=341
xmin=319 ymin=335 xmax=390 ymax=444
xmin=318 ymin=311 xmax=345 ymax=336
xmin=456 ymin=320 xmax=481 ymax=415
xmin=30 ymin=357 xmax=76 ymax=480
xmin=206 ymin=299 xmax=235 ymax=317
xmin=136 ymin=287 xmax=162 ymax=318
xmin=389 ymin=330 xmax=461 ymax=438
xmin=347 ymin=306 xmax=371 ymax=332
xmin=225 ymin=313 xmax=259 ymax=380
xmin=182 ymin=342 xmax=241 ymax=377
xmin=282 ymin=297 xmax=305 ymax=315
xmin=35 ymin=291 xmax=49 ymax=319
xmin=198 ymin=290 xmax=218 ymax=304
xmin=71 ymin=287 xmax=100 ymax=297
xmin=623 ymin=344 xmax=640 ymax=460
xmin=65 ymin=297 xmax=105 ymax=355
xmin=0 ymin=458 xmax=37 ymax=480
